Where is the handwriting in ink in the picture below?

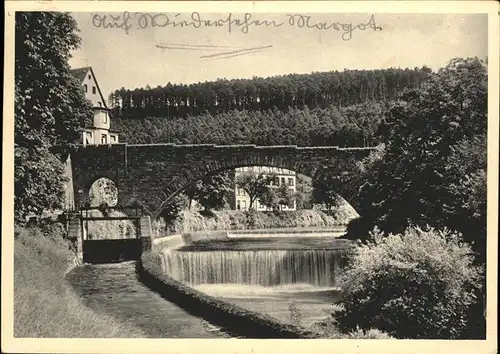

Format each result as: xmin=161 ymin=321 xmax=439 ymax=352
xmin=134 ymin=12 xmax=284 ymax=34
xmin=91 ymin=12 xmax=383 ymax=40
xmin=286 ymin=14 xmax=382 ymax=40
xmin=92 ymin=12 xmax=133 ymax=35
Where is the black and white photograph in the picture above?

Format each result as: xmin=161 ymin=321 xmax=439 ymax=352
xmin=2 ymin=2 xmax=498 ymax=353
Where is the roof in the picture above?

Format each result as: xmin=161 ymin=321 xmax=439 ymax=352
xmin=70 ymin=66 xmax=109 ymax=110
xmin=70 ymin=67 xmax=91 ymax=83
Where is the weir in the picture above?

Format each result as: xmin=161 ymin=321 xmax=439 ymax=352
xmin=161 ymin=248 xmax=344 ymax=287
xmin=156 ymin=235 xmax=351 ymax=327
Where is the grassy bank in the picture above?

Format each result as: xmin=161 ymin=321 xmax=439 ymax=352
xmin=14 ymin=225 xmax=144 ymax=337
xmin=162 ymin=209 xmax=357 ymax=237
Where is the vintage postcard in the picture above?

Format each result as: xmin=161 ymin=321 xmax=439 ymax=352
xmin=2 ymin=1 xmax=499 ymax=354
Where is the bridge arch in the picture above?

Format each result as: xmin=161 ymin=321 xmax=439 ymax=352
xmin=70 ymin=143 xmax=375 ymax=218
xmin=151 ymin=161 xmax=337 ymax=220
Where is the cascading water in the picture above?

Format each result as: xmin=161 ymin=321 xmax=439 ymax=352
xmin=161 ymin=249 xmax=343 ymax=287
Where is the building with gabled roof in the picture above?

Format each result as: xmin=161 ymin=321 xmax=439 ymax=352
xmin=70 ymin=66 xmax=119 ymax=146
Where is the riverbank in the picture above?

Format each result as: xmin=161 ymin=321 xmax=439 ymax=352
xmin=161 ymin=209 xmax=358 ymax=237
xmin=14 ymin=226 xmax=144 ymax=337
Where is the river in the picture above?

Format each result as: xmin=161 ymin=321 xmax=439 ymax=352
xmin=67 ymin=261 xmax=228 ymax=338
xmin=159 ymin=235 xmax=350 ymax=326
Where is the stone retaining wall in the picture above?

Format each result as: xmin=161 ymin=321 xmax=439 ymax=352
xmin=138 ymin=253 xmax=320 ymax=339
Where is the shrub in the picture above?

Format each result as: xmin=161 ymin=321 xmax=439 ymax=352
xmin=346 ymin=327 xmax=393 ymax=339
xmin=307 ymin=319 xmax=393 ymax=339
xmin=336 ymin=226 xmax=484 ymax=339
xmin=288 ymin=301 xmax=302 ymax=327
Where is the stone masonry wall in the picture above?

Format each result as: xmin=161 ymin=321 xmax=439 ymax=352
xmin=71 ymin=143 xmax=374 ymax=218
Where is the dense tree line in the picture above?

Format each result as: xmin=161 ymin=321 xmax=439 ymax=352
xmin=109 ymin=68 xmax=431 ymax=120
xmin=346 ymin=58 xmax=487 ymax=261
xmin=328 ymin=57 xmax=487 ymax=339
xmin=15 ymin=12 xmax=93 ymax=223
xmin=113 ymin=102 xmax=388 ymax=147
xmin=342 ymin=57 xmax=487 ymax=265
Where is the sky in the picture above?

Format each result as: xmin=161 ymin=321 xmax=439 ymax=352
xmin=69 ymin=12 xmax=488 ymax=100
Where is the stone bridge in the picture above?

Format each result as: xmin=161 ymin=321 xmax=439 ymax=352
xmin=69 ymin=143 xmax=376 ymax=219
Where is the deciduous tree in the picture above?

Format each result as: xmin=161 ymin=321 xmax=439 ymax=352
xmin=235 ymin=171 xmax=276 ymax=210
xmin=15 ymin=12 xmax=93 ymax=222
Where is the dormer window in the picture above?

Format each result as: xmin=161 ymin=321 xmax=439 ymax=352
xmin=92 ymin=86 xmax=96 ymax=94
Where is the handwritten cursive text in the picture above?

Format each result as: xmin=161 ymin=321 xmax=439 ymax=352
xmin=91 ymin=12 xmax=383 ymax=40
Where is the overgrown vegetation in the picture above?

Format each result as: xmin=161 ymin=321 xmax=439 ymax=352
xmin=15 ymin=12 xmax=93 ymax=223
xmin=331 ymin=58 xmax=488 ymax=339
xmin=14 ymin=226 xmax=144 ymax=337
xmin=160 ymin=209 xmax=358 ymax=237
xmin=336 ymin=227 xmax=484 ymax=339
xmin=343 ymin=58 xmax=487 ymax=263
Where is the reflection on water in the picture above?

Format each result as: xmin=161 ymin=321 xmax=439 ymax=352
xmin=67 ymin=262 xmax=225 ymax=338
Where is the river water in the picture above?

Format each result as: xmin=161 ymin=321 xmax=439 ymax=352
xmin=159 ymin=236 xmax=350 ymax=326
xmin=67 ymin=262 xmax=227 ymax=338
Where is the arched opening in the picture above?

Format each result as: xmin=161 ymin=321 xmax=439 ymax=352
xmin=150 ymin=164 xmax=359 ymax=237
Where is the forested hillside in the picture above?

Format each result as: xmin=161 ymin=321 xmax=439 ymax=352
xmin=109 ymin=67 xmax=432 ymax=146
xmin=109 ymin=67 xmax=431 ymax=120
xmin=114 ymin=103 xmax=388 ymax=147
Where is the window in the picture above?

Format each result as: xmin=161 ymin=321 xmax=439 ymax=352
xmin=101 ymin=134 xmax=107 ymax=144
xmin=101 ymin=112 xmax=108 ymax=124
xmin=92 ymin=86 xmax=96 ymax=94
xmin=242 ymin=200 xmax=247 ymax=210
xmin=98 ymin=102 xmax=102 ymax=107
xmin=281 ymin=177 xmax=286 ymax=186
xmin=288 ymin=178 xmax=294 ymax=186
xmin=236 ymin=200 xmax=241 ymax=210
xmin=83 ymin=84 xmax=88 ymax=92
xmin=88 ymin=74 xmax=91 ymax=79
xmin=110 ymin=135 xmax=117 ymax=143
xmin=85 ymin=131 xmax=93 ymax=145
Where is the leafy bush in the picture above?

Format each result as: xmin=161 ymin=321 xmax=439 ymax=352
xmin=288 ymin=301 xmax=303 ymax=327
xmin=307 ymin=319 xmax=393 ymax=339
xmin=336 ymin=226 xmax=484 ymax=339
xmin=346 ymin=327 xmax=393 ymax=339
